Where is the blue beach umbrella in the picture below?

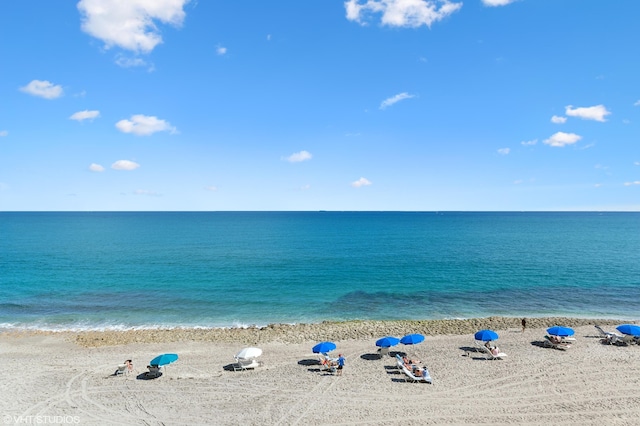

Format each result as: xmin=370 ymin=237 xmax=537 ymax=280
xmin=474 ymin=329 xmax=499 ymax=342
xmin=312 ymin=341 xmax=337 ymax=354
xmin=149 ymin=353 xmax=178 ymax=367
xmin=616 ymin=324 xmax=640 ymax=336
xmin=546 ymin=326 xmax=574 ymax=337
xmin=376 ymin=336 xmax=400 ymax=348
xmin=400 ymin=334 xmax=425 ymax=345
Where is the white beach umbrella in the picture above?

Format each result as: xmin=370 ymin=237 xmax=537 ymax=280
xmin=235 ymin=347 xmax=262 ymax=360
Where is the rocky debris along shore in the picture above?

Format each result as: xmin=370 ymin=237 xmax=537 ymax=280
xmin=59 ymin=316 xmax=625 ymax=347
xmin=0 ymin=317 xmax=625 ymax=347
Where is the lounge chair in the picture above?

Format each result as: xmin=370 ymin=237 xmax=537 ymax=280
xmin=146 ymin=365 xmax=162 ymax=378
xmin=594 ymin=325 xmax=628 ymax=345
xmin=317 ymin=354 xmax=336 ymax=373
xmin=114 ymin=364 xmax=127 ymax=376
xmin=395 ymin=354 xmax=406 ymax=370
xmin=483 ymin=347 xmax=507 ymax=360
xmin=543 ymin=335 xmax=571 ymax=350
xmin=401 ymin=365 xmax=432 ymax=384
xmin=234 ymin=358 xmax=262 ymax=371
xmin=474 ymin=341 xmax=507 ymax=360
xmin=620 ymin=335 xmax=636 ymax=345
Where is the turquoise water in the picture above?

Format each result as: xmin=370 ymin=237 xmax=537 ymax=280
xmin=1 ymin=212 xmax=639 ymax=330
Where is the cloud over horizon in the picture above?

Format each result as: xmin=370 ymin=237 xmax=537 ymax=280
xmin=380 ymin=92 xmax=415 ymax=109
xmin=284 ymin=150 xmax=312 ymax=163
xmin=111 ymin=160 xmax=140 ymax=170
xmin=351 ymin=177 xmax=372 ymax=188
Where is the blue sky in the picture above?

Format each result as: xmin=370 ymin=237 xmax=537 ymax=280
xmin=1 ymin=0 xmax=639 ymax=211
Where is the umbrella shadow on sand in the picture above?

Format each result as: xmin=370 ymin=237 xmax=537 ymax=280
xmin=136 ymin=371 xmax=163 ymax=380
xmin=297 ymin=358 xmax=321 ymax=366
xmin=360 ymin=353 xmax=381 ymax=361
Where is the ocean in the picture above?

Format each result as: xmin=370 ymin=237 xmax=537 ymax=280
xmin=1 ymin=211 xmax=639 ymax=331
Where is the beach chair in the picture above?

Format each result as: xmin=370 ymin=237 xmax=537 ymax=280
xmin=234 ymin=358 xmax=262 ymax=371
xmin=621 ymin=334 xmax=637 ymax=345
xmin=475 ymin=341 xmax=506 ymax=360
xmin=401 ymin=366 xmax=432 ymax=384
xmin=396 ymin=354 xmax=405 ymax=370
xmin=146 ymin=365 xmax=162 ymax=378
xmin=114 ymin=364 xmax=127 ymax=376
xmin=482 ymin=346 xmax=507 ymax=360
xmin=318 ymin=354 xmax=336 ymax=373
xmin=543 ymin=335 xmax=571 ymax=350
xmin=595 ymin=325 xmax=627 ymax=345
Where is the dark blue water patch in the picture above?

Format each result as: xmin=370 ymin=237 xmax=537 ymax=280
xmin=320 ymin=284 xmax=640 ymax=321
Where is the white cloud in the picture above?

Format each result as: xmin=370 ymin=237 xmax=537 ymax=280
xmin=284 ymin=150 xmax=312 ymax=163
xmin=351 ymin=177 xmax=372 ymax=188
xmin=565 ymin=104 xmax=611 ymax=122
xmin=551 ymin=115 xmax=566 ymax=124
xmin=0 ymin=182 xmax=9 ymax=191
xmin=624 ymin=181 xmax=640 ymax=186
xmin=216 ymin=46 xmax=227 ymax=55
xmin=634 ymin=100 xmax=640 ymax=106
xmin=267 ymin=34 xmax=272 ymax=41
xmin=115 ymin=114 xmax=177 ymax=136
xmin=634 ymin=161 xmax=640 ymax=166
xmin=133 ymin=189 xmax=160 ymax=196
xmin=482 ymin=0 xmax=516 ymax=5
xmin=380 ymin=92 xmax=415 ymax=109
xmin=543 ymin=132 xmax=582 ymax=147
xmin=521 ymin=139 xmax=537 ymax=146
xmin=70 ymin=110 xmax=100 ymax=122
xmin=345 ymin=0 xmax=462 ymax=28
xmin=115 ymin=55 xmax=149 ymax=68
xmin=111 ymin=160 xmax=140 ymax=170
xmin=497 ymin=148 xmax=510 ymax=155
xmin=0 ymin=130 xmax=8 ymax=137
xmin=89 ymin=163 xmax=105 ymax=172
xmin=77 ymin=0 xmax=189 ymax=53
xmin=19 ymin=80 xmax=63 ymax=99
xmin=205 ymin=186 xmax=218 ymax=191
xmin=300 ymin=184 xmax=311 ymax=191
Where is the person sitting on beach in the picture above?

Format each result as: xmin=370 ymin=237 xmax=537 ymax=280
xmin=491 ymin=347 xmax=500 ymax=356
xmin=549 ymin=335 xmax=562 ymax=344
xmin=402 ymin=356 xmax=412 ymax=368
xmin=124 ymin=359 xmax=133 ymax=373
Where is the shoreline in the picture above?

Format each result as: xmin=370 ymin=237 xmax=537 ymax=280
xmin=2 ymin=316 xmax=630 ymax=347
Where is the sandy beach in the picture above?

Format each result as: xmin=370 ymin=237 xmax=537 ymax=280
xmin=2 ymin=317 xmax=640 ymax=425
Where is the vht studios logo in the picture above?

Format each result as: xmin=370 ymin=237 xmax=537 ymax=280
xmin=3 ymin=415 xmax=80 ymax=424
